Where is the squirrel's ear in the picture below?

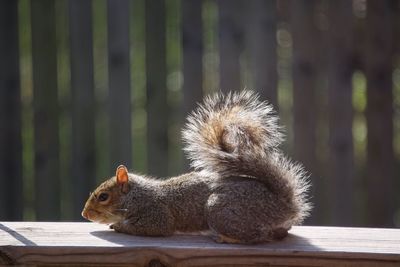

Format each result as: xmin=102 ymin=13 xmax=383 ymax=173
xmin=116 ymin=165 xmax=129 ymax=185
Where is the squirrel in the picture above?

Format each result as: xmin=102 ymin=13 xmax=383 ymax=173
xmin=81 ymin=90 xmax=311 ymax=244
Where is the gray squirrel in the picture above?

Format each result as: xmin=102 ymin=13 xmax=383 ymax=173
xmin=82 ymin=90 xmax=311 ymax=244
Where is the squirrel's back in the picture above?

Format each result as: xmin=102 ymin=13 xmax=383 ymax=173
xmin=183 ymin=90 xmax=311 ymax=224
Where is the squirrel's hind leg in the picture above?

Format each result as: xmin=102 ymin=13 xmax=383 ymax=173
xmin=205 ymin=181 xmax=292 ymax=244
xmin=206 ymin=210 xmax=275 ymax=244
xmin=206 ymin=194 xmax=276 ymax=244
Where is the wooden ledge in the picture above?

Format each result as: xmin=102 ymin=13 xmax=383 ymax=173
xmin=1 ymin=222 xmax=399 ymax=266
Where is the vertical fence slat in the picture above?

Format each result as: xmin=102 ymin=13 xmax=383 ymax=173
xmin=393 ymin=0 xmax=400 ymax=210
xmin=217 ymin=0 xmax=244 ymax=92
xmin=182 ymin=0 xmax=203 ymax=170
xmin=69 ymin=0 xmax=96 ymax=220
xmin=0 ymin=0 xmax=23 ymax=220
xmin=291 ymin=0 xmax=321 ymax=224
xmin=366 ymin=0 xmax=395 ymax=227
xmin=182 ymin=0 xmax=203 ymax=116
xmin=31 ymin=0 xmax=60 ymax=220
xmin=327 ymin=0 xmax=354 ymax=226
xmin=394 ymin=0 xmax=400 ymax=57
xmin=107 ymin=0 xmax=132 ymax=171
xmin=145 ymin=0 xmax=168 ymax=176
xmin=247 ymin=0 xmax=278 ymax=108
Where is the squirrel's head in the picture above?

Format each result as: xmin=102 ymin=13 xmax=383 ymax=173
xmin=81 ymin=165 xmax=130 ymax=224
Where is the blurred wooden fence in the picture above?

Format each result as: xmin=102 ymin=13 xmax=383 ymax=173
xmin=0 ymin=0 xmax=399 ymax=227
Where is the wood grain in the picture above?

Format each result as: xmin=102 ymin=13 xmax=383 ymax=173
xmin=0 ymin=222 xmax=399 ymax=266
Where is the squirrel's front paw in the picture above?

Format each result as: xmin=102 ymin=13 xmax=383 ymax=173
xmin=110 ymin=222 xmax=123 ymax=232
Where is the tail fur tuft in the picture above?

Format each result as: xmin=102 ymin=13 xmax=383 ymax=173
xmin=183 ymin=90 xmax=283 ymax=175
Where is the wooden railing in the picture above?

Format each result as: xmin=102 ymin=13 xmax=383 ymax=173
xmin=1 ymin=222 xmax=399 ymax=266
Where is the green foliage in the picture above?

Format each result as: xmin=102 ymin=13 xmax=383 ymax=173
xmin=352 ymin=71 xmax=367 ymax=112
xmin=352 ymin=71 xmax=367 ymax=166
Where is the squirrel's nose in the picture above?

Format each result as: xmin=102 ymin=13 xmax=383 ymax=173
xmin=81 ymin=209 xmax=88 ymax=220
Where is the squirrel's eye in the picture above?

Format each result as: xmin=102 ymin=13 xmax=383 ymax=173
xmin=98 ymin=193 xmax=109 ymax=202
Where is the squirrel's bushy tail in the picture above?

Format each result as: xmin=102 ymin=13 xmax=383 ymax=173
xmin=182 ymin=90 xmax=311 ymax=224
